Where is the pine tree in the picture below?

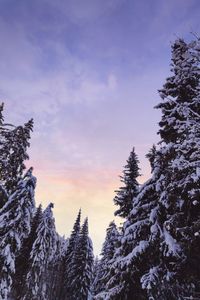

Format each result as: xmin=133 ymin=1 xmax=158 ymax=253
xmin=91 ymin=256 xmax=100 ymax=297
xmin=12 ymin=204 xmax=43 ymax=299
xmin=62 ymin=209 xmax=81 ymax=300
xmin=94 ymin=221 xmax=119 ymax=299
xmin=0 ymin=168 xmax=36 ymax=300
xmin=149 ymin=38 xmax=200 ymax=299
xmin=23 ymin=203 xmax=57 ymax=300
xmin=105 ymin=169 xmax=161 ymax=299
xmin=0 ymin=117 xmax=33 ymax=198
xmin=69 ymin=218 xmax=94 ymax=300
xmin=114 ymin=147 xmax=140 ymax=218
xmin=48 ymin=235 xmax=68 ymax=300
xmin=103 ymin=38 xmax=200 ymax=300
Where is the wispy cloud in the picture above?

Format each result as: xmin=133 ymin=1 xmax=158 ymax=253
xmin=0 ymin=0 xmax=200 ymax=254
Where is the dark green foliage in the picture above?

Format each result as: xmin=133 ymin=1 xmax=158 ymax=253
xmin=62 ymin=209 xmax=81 ymax=299
xmin=114 ymin=147 xmax=140 ymax=218
xmin=93 ymin=221 xmax=119 ymax=299
xmin=22 ymin=203 xmax=57 ymax=300
xmin=103 ymin=38 xmax=200 ymax=299
xmin=0 ymin=167 xmax=36 ymax=299
xmin=12 ymin=205 xmax=43 ymax=300
xmin=69 ymin=218 xmax=94 ymax=300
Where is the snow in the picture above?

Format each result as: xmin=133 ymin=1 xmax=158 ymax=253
xmin=163 ymin=227 xmax=181 ymax=257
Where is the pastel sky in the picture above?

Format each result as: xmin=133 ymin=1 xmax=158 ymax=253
xmin=0 ymin=0 xmax=199 ymax=255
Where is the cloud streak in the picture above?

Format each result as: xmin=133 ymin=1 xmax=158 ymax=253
xmin=0 ymin=0 xmax=200 ymax=254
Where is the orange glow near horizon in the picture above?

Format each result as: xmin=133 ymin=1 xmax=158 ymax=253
xmin=27 ymin=160 xmax=151 ymax=256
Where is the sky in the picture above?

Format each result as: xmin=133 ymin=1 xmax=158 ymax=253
xmin=0 ymin=0 xmax=200 ymax=255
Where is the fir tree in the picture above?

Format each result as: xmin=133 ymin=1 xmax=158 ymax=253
xmin=62 ymin=209 xmax=81 ymax=300
xmin=0 ymin=168 xmax=36 ymax=300
xmin=150 ymin=38 xmax=200 ymax=299
xmin=12 ymin=204 xmax=43 ymax=300
xmin=105 ymin=171 xmax=161 ymax=299
xmin=23 ymin=203 xmax=57 ymax=300
xmin=69 ymin=218 xmax=94 ymax=300
xmin=94 ymin=221 xmax=119 ymax=299
xmin=114 ymin=147 xmax=140 ymax=218
xmin=48 ymin=235 xmax=68 ymax=300
xmin=0 ymin=117 xmax=33 ymax=198
xmin=91 ymin=256 xmax=100 ymax=297
xmin=104 ymin=38 xmax=200 ymax=300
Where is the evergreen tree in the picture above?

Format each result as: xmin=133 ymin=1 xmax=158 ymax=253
xmin=23 ymin=203 xmax=57 ymax=300
xmin=0 ymin=168 xmax=36 ymax=300
xmin=62 ymin=209 xmax=81 ymax=300
xmin=94 ymin=221 xmax=119 ymax=299
xmin=105 ymin=171 xmax=161 ymax=299
xmin=12 ymin=204 xmax=43 ymax=299
xmin=91 ymin=256 xmax=100 ymax=297
xmin=69 ymin=218 xmax=94 ymax=300
xmin=149 ymin=38 xmax=200 ymax=299
xmin=103 ymin=38 xmax=200 ymax=300
xmin=0 ymin=117 xmax=33 ymax=198
xmin=114 ymin=147 xmax=140 ymax=218
xmin=48 ymin=235 xmax=68 ymax=300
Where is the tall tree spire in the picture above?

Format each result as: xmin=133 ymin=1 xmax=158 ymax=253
xmin=114 ymin=147 xmax=140 ymax=218
xmin=69 ymin=218 xmax=94 ymax=300
xmin=105 ymin=38 xmax=200 ymax=300
xmin=23 ymin=203 xmax=57 ymax=300
xmin=93 ymin=221 xmax=119 ymax=298
xmin=0 ymin=168 xmax=36 ymax=300
xmin=62 ymin=209 xmax=81 ymax=299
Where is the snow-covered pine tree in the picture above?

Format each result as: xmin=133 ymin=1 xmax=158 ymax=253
xmin=22 ymin=203 xmax=57 ymax=300
xmin=0 ymin=116 xmax=33 ymax=199
xmin=103 ymin=38 xmax=200 ymax=300
xmin=94 ymin=221 xmax=119 ymax=299
xmin=12 ymin=204 xmax=43 ymax=300
xmin=148 ymin=38 xmax=200 ymax=299
xmin=104 ymin=166 xmax=162 ymax=300
xmin=6 ymin=119 xmax=33 ymax=194
xmin=69 ymin=218 xmax=94 ymax=300
xmin=91 ymin=256 xmax=100 ymax=297
xmin=62 ymin=209 xmax=81 ymax=300
xmin=0 ymin=167 xmax=36 ymax=300
xmin=114 ymin=147 xmax=140 ymax=218
xmin=48 ymin=235 xmax=68 ymax=300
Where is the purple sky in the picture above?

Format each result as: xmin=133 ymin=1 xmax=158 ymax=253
xmin=0 ymin=0 xmax=200 ymax=255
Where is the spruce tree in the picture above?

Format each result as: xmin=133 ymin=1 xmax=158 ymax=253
xmin=0 ymin=168 xmax=36 ymax=300
xmin=23 ymin=203 xmax=57 ymax=300
xmin=91 ymin=256 xmax=100 ymax=297
xmin=103 ymin=38 xmax=200 ymax=300
xmin=114 ymin=147 xmax=140 ymax=218
xmin=105 ymin=171 xmax=161 ymax=299
xmin=136 ymin=38 xmax=200 ymax=300
xmin=69 ymin=218 xmax=94 ymax=300
xmin=94 ymin=221 xmax=119 ymax=299
xmin=48 ymin=235 xmax=68 ymax=300
xmin=149 ymin=38 xmax=200 ymax=299
xmin=12 ymin=204 xmax=43 ymax=299
xmin=0 ymin=117 xmax=33 ymax=198
xmin=62 ymin=209 xmax=81 ymax=300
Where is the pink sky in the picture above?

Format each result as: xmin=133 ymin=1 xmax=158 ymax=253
xmin=0 ymin=0 xmax=199 ymax=254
